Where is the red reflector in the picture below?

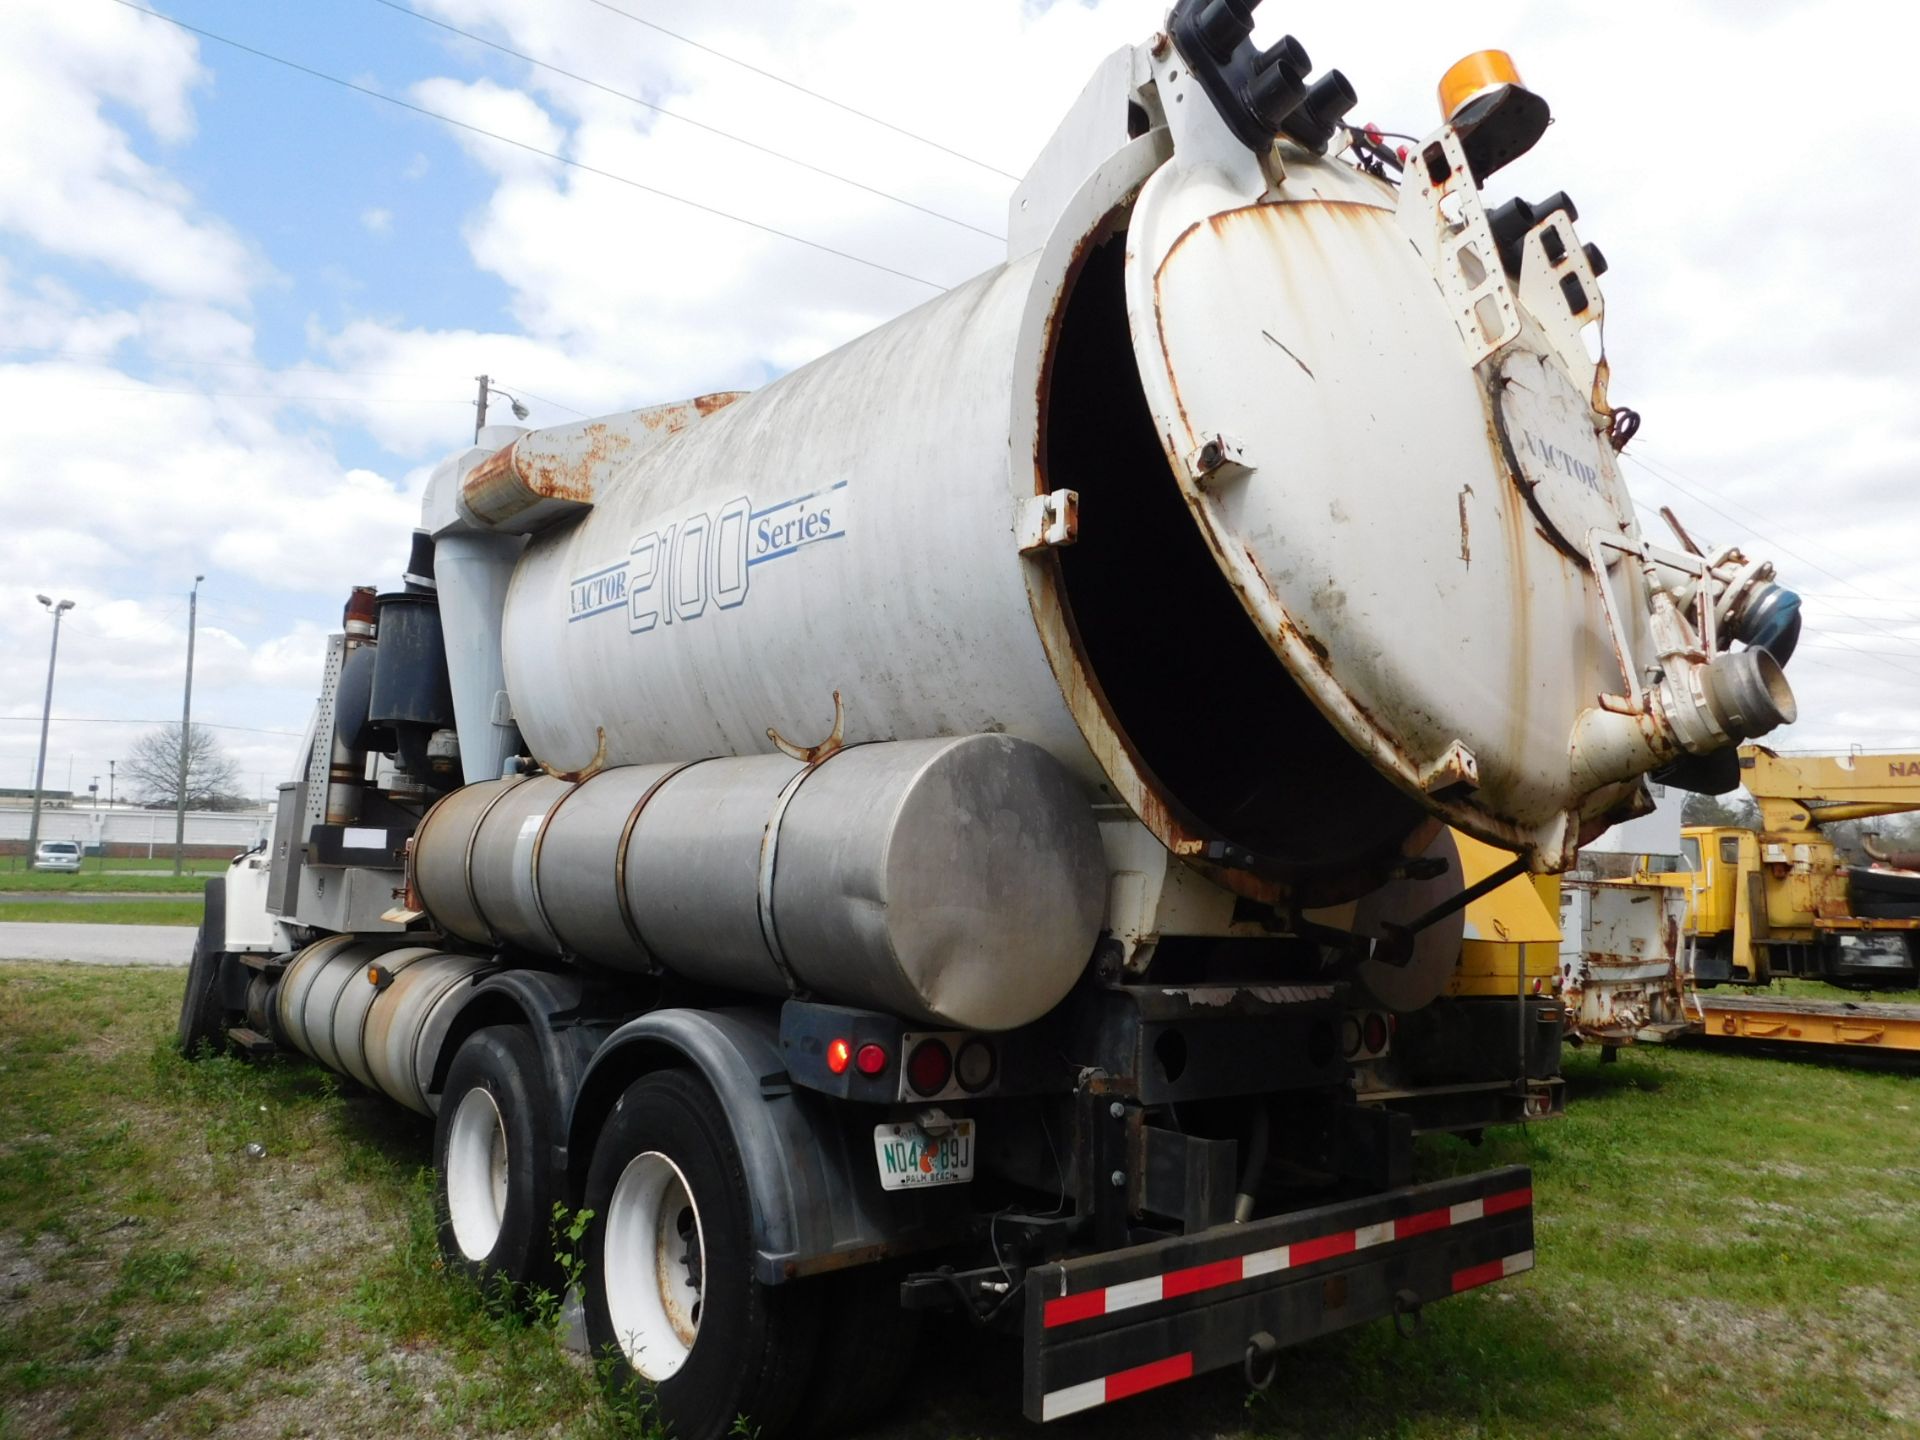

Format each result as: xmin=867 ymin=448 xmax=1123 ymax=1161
xmin=1104 ymin=1352 xmax=1193 ymax=1403
xmin=1394 ymin=1206 xmax=1451 ymax=1239
xmin=1043 ymin=1289 xmax=1106 ymax=1328
xmin=826 ymin=1038 xmax=852 ymax=1075
xmin=1362 ymin=1012 xmax=1388 ymax=1054
xmin=1290 ymin=1231 xmax=1357 ymax=1266
xmin=1484 ymin=1186 xmax=1532 ymax=1215
xmin=1161 ymin=1257 xmax=1242 ymax=1299
xmin=854 ymin=1043 xmax=889 ymax=1076
xmin=906 ymin=1038 xmax=952 ymax=1096
xmin=1452 ymin=1258 xmax=1505 ymax=1293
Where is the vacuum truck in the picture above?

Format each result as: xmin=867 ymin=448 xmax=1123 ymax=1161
xmin=178 ymin=3 xmax=1804 ymax=1433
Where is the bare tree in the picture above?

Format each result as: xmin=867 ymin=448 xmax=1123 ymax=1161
xmin=124 ymin=724 xmax=246 ymax=810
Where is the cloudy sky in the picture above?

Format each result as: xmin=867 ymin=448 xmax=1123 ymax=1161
xmin=1 ymin=0 xmax=1914 ymax=808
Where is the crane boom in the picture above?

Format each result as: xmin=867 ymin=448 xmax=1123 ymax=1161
xmin=1739 ymin=746 xmax=1920 ymax=834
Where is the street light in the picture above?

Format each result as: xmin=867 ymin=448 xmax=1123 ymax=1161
xmin=172 ymin=574 xmax=205 ymax=877
xmin=472 ymin=373 xmax=529 ymax=442
xmin=24 ymin=596 xmax=75 ymax=868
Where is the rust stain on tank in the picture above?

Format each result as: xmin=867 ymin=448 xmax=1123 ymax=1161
xmin=459 ymin=443 xmax=533 ymax=526
xmin=693 ymin=390 xmax=746 ymax=418
xmin=529 ymin=422 xmax=619 ymax=503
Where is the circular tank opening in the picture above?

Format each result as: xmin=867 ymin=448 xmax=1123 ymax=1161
xmin=1041 ymin=231 xmax=1424 ymax=884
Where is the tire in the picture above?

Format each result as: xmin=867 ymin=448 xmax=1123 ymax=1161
xmin=433 ymin=1025 xmax=560 ymax=1292
xmin=796 ymin=1264 xmax=921 ymax=1439
xmin=583 ymin=1069 xmax=821 ymax=1440
xmin=177 ymin=878 xmax=230 ymax=1057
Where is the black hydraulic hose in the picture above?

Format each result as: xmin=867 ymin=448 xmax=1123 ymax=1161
xmin=1737 ymin=584 xmax=1802 ymax=667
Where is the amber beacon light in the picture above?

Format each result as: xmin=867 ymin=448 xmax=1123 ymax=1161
xmin=1438 ymin=49 xmax=1524 ymax=121
xmin=1436 ymin=49 xmax=1550 ymax=179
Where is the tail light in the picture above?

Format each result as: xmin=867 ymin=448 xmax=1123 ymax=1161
xmin=1342 ymin=1010 xmax=1392 ymax=1062
xmin=954 ymin=1039 xmax=996 ymax=1093
xmin=905 ymin=1038 xmax=953 ymax=1097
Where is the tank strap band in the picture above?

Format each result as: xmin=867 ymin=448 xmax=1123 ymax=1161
xmin=525 ymin=774 xmax=589 ymax=958
xmin=461 ymin=775 xmax=530 ymax=950
xmin=755 ymin=745 xmax=865 ymax=994
xmin=612 ymin=760 xmax=709 ymax=969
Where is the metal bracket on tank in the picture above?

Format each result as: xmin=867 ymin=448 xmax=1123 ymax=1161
xmin=549 ymin=726 xmax=609 ymax=784
xmin=1396 ymin=126 xmax=1521 ymax=366
xmin=755 ymin=757 xmax=841 ymax=996
xmin=458 ymin=775 xmax=529 ymax=950
xmin=611 ymin=761 xmax=707 ymax=973
xmin=767 ymin=691 xmax=846 ymax=765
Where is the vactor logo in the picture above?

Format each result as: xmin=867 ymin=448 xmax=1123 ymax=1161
xmin=1519 ymin=427 xmax=1606 ymax=497
xmin=565 ymin=481 xmax=848 ymax=631
xmin=567 ymin=563 xmax=628 ymax=621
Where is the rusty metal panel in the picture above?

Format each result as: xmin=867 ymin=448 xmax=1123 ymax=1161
xmin=457 ymin=396 xmax=744 ymax=535
xmin=1559 ymin=878 xmax=1689 ymax=1042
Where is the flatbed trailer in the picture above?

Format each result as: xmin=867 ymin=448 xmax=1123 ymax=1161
xmin=1685 ymin=991 xmax=1920 ymax=1068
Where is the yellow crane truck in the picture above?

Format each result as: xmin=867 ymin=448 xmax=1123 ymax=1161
xmin=1640 ymin=746 xmax=1920 ymax=989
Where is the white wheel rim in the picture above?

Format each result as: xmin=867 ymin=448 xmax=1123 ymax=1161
xmin=604 ymin=1151 xmax=704 ymax=1380
xmin=446 ymin=1086 xmax=509 ymax=1261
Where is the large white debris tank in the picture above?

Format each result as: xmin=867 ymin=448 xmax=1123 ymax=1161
xmin=414 ymin=9 xmax=1797 ymax=909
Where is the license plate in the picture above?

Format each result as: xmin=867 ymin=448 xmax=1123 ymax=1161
xmin=873 ymin=1119 xmax=975 ymax=1190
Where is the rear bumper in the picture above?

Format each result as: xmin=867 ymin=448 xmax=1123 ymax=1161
xmin=1023 ymin=1165 xmax=1533 ymax=1422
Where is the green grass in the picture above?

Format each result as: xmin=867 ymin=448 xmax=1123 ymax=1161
xmin=0 ymin=855 xmax=226 ymax=875
xmin=1770 ymin=976 xmax=1916 ymax=1006
xmin=0 ymin=900 xmax=202 ymax=926
xmin=0 ymin=872 xmax=215 ymax=895
xmin=0 ymin=963 xmax=633 ymax=1438
xmin=0 ymin=964 xmax=1912 ymax=1439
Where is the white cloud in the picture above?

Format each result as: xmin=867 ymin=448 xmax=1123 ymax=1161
xmin=0 ymin=0 xmax=264 ymax=302
xmin=361 ymin=207 xmax=394 ymax=235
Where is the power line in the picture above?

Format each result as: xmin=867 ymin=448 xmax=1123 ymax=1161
xmin=1624 ymin=452 xmax=1920 ymax=665
xmin=0 ymin=716 xmax=303 ymax=738
xmin=493 ymin=381 xmax=592 ymax=420
xmin=1798 ymin=589 xmax=1920 ymax=608
xmin=1629 ymin=450 xmax=1920 ymax=620
xmin=372 ymin=0 xmax=1004 ymax=242
xmin=10 ymin=376 xmax=467 ymax=406
xmin=575 ymin=0 xmax=1023 ymax=183
xmin=2 ymin=346 xmax=602 ymax=424
xmin=105 ymin=0 xmax=948 ymax=293
xmin=0 ymin=341 xmax=438 ymax=382
xmin=1635 ymin=445 xmax=1920 ymax=607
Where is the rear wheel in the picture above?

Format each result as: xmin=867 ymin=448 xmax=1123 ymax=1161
xmin=434 ymin=1025 xmax=558 ymax=1292
xmin=583 ymin=1069 xmax=820 ymax=1440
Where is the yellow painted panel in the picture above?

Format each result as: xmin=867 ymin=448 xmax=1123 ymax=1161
xmin=1457 ymin=832 xmax=1560 ymax=943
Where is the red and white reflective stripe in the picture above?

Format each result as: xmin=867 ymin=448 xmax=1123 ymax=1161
xmin=1042 ymin=1185 xmax=1532 ymax=1329
xmin=1040 ymin=1351 xmax=1194 ymax=1420
xmin=1451 ymin=1248 xmax=1534 ymax=1293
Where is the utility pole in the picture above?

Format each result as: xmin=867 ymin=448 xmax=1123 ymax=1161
xmin=172 ymin=574 xmax=205 ymax=877
xmin=108 ymin=759 xmax=116 ymax=809
xmin=25 ymin=596 xmax=75 ymax=866
xmin=473 ymin=374 xmax=527 ymax=443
